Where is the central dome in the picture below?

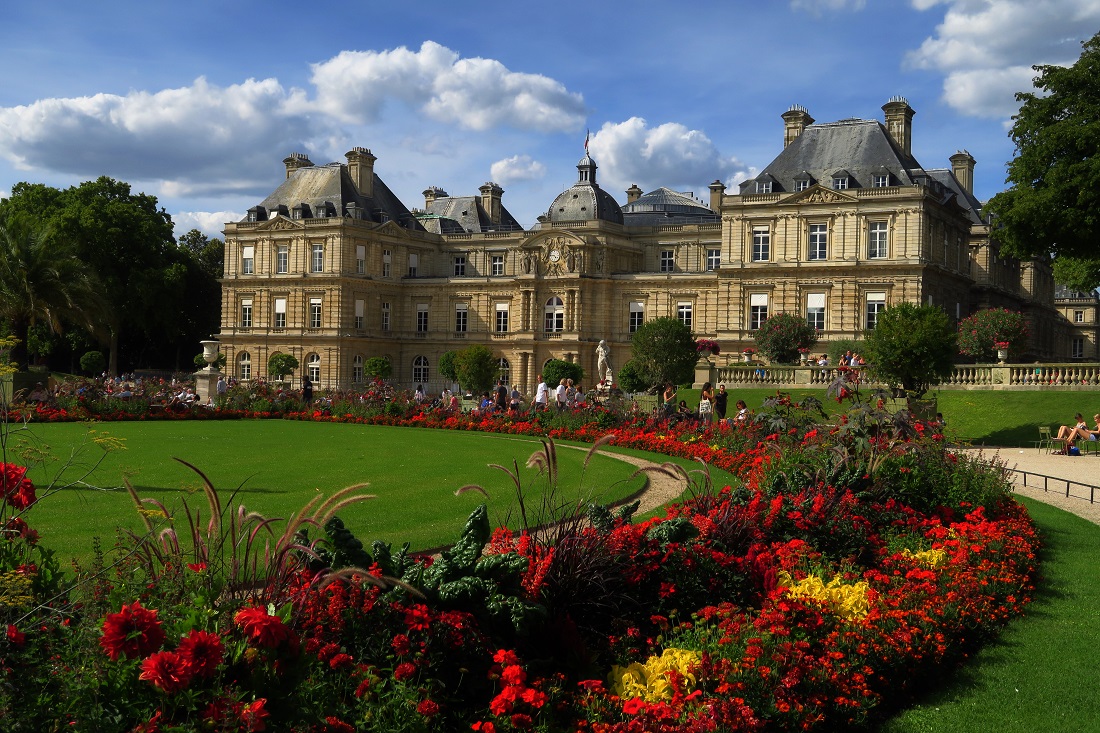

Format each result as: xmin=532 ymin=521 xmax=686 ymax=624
xmin=546 ymin=153 xmax=624 ymax=225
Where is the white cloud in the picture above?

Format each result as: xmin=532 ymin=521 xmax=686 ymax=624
xmin=906 ymin=0 xmax=1100 ymax=117
xmin=172 ymin=210 xmax=241 ymax=239
xmin=588 ymin=118 xmax=748 ymax=194
xmin=310 ymin=41 xmax=586 ymax=133
xmin=790 ymin=0 xmax=867 ymax=12
xmin=490 ymin=155 xmax=546 ymax=185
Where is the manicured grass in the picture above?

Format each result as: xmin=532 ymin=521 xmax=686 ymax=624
xmin=16 ymin=421 xmax=651 ymax=565
xmin=879 ymin=496 xmax=1100 ymax=733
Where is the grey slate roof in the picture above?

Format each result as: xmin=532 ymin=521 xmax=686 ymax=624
xmin=926 ymin=168 xmax=986 ymax=225
xmin=417 ymin=196 xmax=524 ymax=234
xmin=547 ymin=153 xmax=624 ymax=225
xmin=249 ymin=162 xmax=421 ymax=228
xmin=622 ymin=187 xmax=719 ymax=226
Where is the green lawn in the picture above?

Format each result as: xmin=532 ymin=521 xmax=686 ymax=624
xmin=14 ymin=421 xmax=653 ymax=565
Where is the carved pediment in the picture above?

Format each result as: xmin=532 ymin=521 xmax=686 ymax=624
xmin=786 ymin=185 xmax=858 ymax=205
xmin=258 ymin=216 xmax=304 ymax=232
xmin=376 ymin=220 xmax=411 ymax=239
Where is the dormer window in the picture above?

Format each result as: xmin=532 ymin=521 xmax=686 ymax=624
xmin=873 ymin=174 xmax=889 ymax=187
xmin=246 ymin=206 xmax=266 ymax=223
xmin=797 ymin=180 xmax=810 ymax=191
xmin=793 ymin=171 xmax=814 ymax=192
xmin=756 ymin=180 xmax=772 ymax=194
xmin=832 ymin=176 xmax=848 ymax=190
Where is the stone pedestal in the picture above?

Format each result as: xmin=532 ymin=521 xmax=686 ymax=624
xmin=194 ymin=368 xmax=220 ymax=406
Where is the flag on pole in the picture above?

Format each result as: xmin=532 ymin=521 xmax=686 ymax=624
xmin=584 ymin=129 xmax=590 ymax=152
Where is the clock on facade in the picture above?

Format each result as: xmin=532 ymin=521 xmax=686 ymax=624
xmin=548 ymin=249 xmax=561 ymax=263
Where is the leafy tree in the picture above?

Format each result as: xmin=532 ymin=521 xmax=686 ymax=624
xmin=0 ymin=212 xmax=102 ymax=369
xmin=863 ymin=302 xmax=957 ymax=399
xmin=177 ymin=228 xmax=225 ymax=281
xmin=615 ymin=359 xmax=648 ymax=393
xmin=956 ymin=308 xmax=1029 ymax=362
xmin=752 ymin=312 xmax=818 ymax=364
xmin=79 ymin=350 xmax=106 ymax=375
xmin=629 ymin=317 xmax=698 ymax=389
xmin=362 ymin=356 xmax=392 ymax=381
xmin=985 ymin=32 xmax=1100 ymax=289
xmin=268 ymin=352 xmax=300 ymax=381
xmin=1053 ymin=257 xmax=1100 ymax=294
xmin=438 ymin=351 xmax=459 ymax=382
xmin=826 ymin=338 xmax=864 ymax=364
xmin=454 ymin=344 xmax=497 ymax=394
xmin=542 ymin=359 xmax=584 ymax=391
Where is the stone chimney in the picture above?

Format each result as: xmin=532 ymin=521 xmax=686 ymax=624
xmin=479 ymin=182 xmax=503 ymax=224
xmin=282 ymin=152 xmax=313 ymax=179
xmin=949 ymin=150 xmax=976 ymax=195
xmin=423 ymin=186 xmax=448 ymax=209
xmin=708 ymin=180 xmax=726 ymax=212
xmin=625 ymin=184 xmax=643 ymax=204
xmin=345 ymin=147 xmax=377 ymax=198
xmin=782 ymin=105 xmax=815 ymax=148
xmin=882 ymin=97 xmax=915 ymax=156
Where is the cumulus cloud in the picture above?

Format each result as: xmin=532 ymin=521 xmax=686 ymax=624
xmin=310 ymin=41 xmax=586 ymax=133
xmin=588 ymin=118 xmax=748 ymax=194
xmin=906 ymin=0 xmax=1100 ymax=117
xmin=172 ymin=210 xmax=242 ymax=239
xmin=490 ymin=155 xmax=546 ymax=185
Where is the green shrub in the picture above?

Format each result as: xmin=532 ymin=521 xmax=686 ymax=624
xmin=753 ymin=312 xmax=818 ymax=364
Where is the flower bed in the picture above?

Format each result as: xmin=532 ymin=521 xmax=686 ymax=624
xmin=0 ymin=394 xmax=1038 ymax=731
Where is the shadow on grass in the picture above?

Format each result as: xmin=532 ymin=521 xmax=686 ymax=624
xmin=126 ymin=484 xmax=291 ymax=496
xmin=966 ymin=424 xmax=1042 ymax=447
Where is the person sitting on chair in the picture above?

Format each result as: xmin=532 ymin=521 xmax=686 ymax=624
xmin=1055 ymin=413 xmax=1090 ymax=452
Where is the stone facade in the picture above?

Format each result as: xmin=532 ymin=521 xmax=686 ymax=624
xmin=216 ymin=99 xmax=1071 ymax=394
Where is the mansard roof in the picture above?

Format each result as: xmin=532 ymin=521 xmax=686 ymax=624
xmin=926 ymin=168 xmax=986 ymax=225
xmin=417 ymin=196 xmax=523 ymax=235
xmin=622 ymin=186 xmax=719 ymax=226
xmin=546 ymin=153 xmax=624 ymax=225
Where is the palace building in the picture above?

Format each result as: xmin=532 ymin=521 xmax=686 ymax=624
xmin=216 ymin=98 xmax=1073 ymax=393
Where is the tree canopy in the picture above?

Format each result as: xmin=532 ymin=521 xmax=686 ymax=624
xmin=629 ymin=317 xmax=698 ymax=389
xmin=956 ymin=308 xmax=1029 ymax=363
xmin=985 ymin=32 xmax=1100 ymax=290
xmin=453 ymin=344 xmax=497 ymax=394
xmin=864 ymin=302 xmax=957 ymax=399
xmin=752 ymin=312 xmax=818 ymax=364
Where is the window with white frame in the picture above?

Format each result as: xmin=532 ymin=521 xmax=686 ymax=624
xmin=307 ymin=353 xmax=320 ymax=382
xmin=356 ymin=245 xmax=366 ymax=275
xmin=866 ymin=292 xmax=887 ymax=330
xmin=242 ymin=245 xmax=255 ymax=275
xmin=453 ymin=255 xmax=466 ymax=277
xmin=354 ymin=299 xmax=364 ymax=329
xmin=382 ymin=249 xmax=391 ymax=278
xmin=497 ymin=358 xmax=510 ymax=385
xmin=276 ymin=245 xmax=289 ymax=274
xmin=756 ymin=180 xmax=772 ymax=194
xmin=677 ymin=302 xmax=693 ymax=328
xmin=706 ymin=248 xmax=721 ymax=271
xmin=796 ymin=179 xmax=810 ymax=192
xmin=381 ymin=301 xmax=390 ymax=331
xmin=868 ymin=221 xmax=888 ymax=259
xmin=1074 ymin=310 xmax=1084 ymax=323
xmin=808 ymin=223 xmax=828 ymax=260
xmin=629 ymin=301 xmax=644 ymax=333
xmin=832 ymin=176 xmax=848 ymax=190
xmin=750 ymin=293 xmax=769 ymax=330
xmin=491 ymin=254 xmax=504 ymax=276
xmin=238 ymin=352 xmax=251 ymax=380
xmin=413 ymin=356 xmax=429 ymax=384
xmin=660 ymin=249 xmax=675 ymax=273
xmin=806 ymin=293 xmax=825 ymax=331
xmin=352 ymin=355 xmax=364 ymax=383
xmin=408 ymin=253 xmax=418 ymax=277
xmin=545 ymin=297 xmax=564 ymax=332
xmin=752 ymin=226 xmax=770 ymax=262
xmin=1072 ymin=337 xmax=1085 ymax=359
xmin=454 ymin=303 xmax=468 ymax=333
xmin=873 ymin=173 xmax=890 ymax=188
xmin=416 ymin=304 xmax=428 ymax=332
xmin=309 ymin=297 xmax=322 ymax=329
xmin=274 ymin=297 xmax=286 ymax=329
xmin=311 ymin=244 xmax=324 ymax=273
xmin=240 ymin=298 xmax=252 ymax=328
xmin=495 ymin=302 xmax=509 ymax=333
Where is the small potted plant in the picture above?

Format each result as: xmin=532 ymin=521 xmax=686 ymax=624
xmin=798 ymin=347 xmax=810 ymax=363
xmin=742 ymin=347 xmax=756 ymax=363
xmin=994 ymin=341 xmax=1010 ymax=363
xmin=696 ymin=339 xmax=720 ymax=360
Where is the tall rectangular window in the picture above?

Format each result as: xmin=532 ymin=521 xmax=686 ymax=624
xmin=706 ymin=248 xmax=720 ymax=271
xmin=495 ymin=303 xmax=509 ymax=333
xmin=629 ymin=301 xmax=644 ymax=333
xmin=873 ymin=174 xmax=890 ymax=188
xmin=242 ymin=246 xmax=254 ymax=275
xmin=309 ymin=297 xmax=322 ymax=329
xmin=491 ymin=255 xmax=504 ymax=276
xmin=454 ymin=303 xmax=468 ymax=332
xmin=752 ymin=226 xmax=770 ymax=262
xmin=1072 ymin=337 xmax=1085 ymax=359
xmin=750 ymin=293 xmax=769 ymax=330
xmin=806 ymin=293 xmax=825 ymax=331
xmin=866 ymin=292 xmax=886 ymax=330
xmin=416 ymin=304 xmax=428 ymax=332
xmin=408 ymin=253 xmax=418 ymax=277
xmin=276 ymin=245 xmax=289 ymax=274
xmin=354 ymin=299 xmax=364 ymax=329
xmin=453 ymin=255 xmax=466 ymax=277
xmin=808 ymin=223 xmax=828 ymax=261
xmin=240 ymin=299 xmax=252 ymax=328
xmin=381 ymin=302 xmax=390 ymax=331
xmin=274 ymin=297 xmax=286 ymax=329
xmin=356 ymin=245 xmax=366 ymax=275
xmin=1074 ymin=310 xmax=1085 ymax=323
xmin=660 ymin=250 xmax=675 ymax=272
xmin=382 ymin=249 xmax=391 ymax=278
xmin=868 ymin=222 xmax=888 ymax=259
xmin=677 ymin=302 xmax=693 ymax=328
xmin=311 ymin=244 xmax=324 ymax=273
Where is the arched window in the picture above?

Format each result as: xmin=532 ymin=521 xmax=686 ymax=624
xmin=238 ymin=352 xmax=251 ymax=381
xmin=307 ymin=353 xmax=320 ymax=382
xmin=413 ymin=356 xmax=429 ymax=384
xmin=352 ymin=354 xmax=364 ymax=383
xmin=497 ymin=357 xmax=511 ymax=385
xmin=544 ymin=296 xmax=564 ymax=332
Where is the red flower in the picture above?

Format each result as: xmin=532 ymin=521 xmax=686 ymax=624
xmin=501 ymin=664 xmax=526 ymax=686
xmin=622 ymin=698 xmax=645 ymax=715
xmin=139 ymin=650 xmax=193 ymax=693
xmin=7 ymin=624 xmax=25 ymax=646
xmin=394 ymin=661 xmax=417 ymax=681
xmin=510 ymin=713 xmax=533 ymax=729
xmin=0 ymin=463 xmax=36 ymax=510
xmin=493 ymin=648 xmax=520 ymax=666
xmin=323 ymin=717 xmax=355 ymax=733
xmin=238 ymin=698 xmax=269 ymax=732
xmin=177 ymin=629 xmax=224 ymax=678
xmin=472 ymin=723 xmax=497 ymax=733
xmin=392 ymin=633 xmax=411 ymax=655
xmin=234 ymin=606 xmax=293 ymax=649
xmin=404 ymin=604 xmax=432 ymax=631
xmin=100 ymin=600 xmax=166 ymax=661
xmin=187 ymin=562 xmax=208 ymax=572
xmin=417 ymin=699 xmax=440 ymax=718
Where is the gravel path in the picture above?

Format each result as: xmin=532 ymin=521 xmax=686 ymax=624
xmin=963 ymin=447 xmax=1100 ymax=526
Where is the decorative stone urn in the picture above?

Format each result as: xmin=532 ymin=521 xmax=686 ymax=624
xmin=996 ymin=348 xmax=1009 ymax=363
xmin=200 ymin=340 xmax=221 ymax=369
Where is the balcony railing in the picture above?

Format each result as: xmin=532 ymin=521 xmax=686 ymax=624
xmin=705 ymin=362 xmax=1100 ymax=390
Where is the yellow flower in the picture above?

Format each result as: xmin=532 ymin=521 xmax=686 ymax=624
xmin=778 ymin=570 xmax=871 ymax=621
xmin=901 ymin=548 xmax=947 ymax=568
xmin=609 ymin=647 xmax=702 ymax=702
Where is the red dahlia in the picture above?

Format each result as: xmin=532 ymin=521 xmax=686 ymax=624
xmin=100 ymin=600 xmax=166 ymax=661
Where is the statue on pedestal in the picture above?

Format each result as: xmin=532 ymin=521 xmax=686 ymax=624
xmin=596 ymin=340 xmax=613 ymax=385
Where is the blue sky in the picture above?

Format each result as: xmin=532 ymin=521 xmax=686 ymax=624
xmin=1 ymin=0 xmax=1097 ymax=238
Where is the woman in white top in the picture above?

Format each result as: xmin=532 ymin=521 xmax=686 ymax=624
xmin=698 ymin=382 xmax=714 ymax=423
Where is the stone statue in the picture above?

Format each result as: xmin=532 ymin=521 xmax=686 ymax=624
xmin=596 ymin=340 xmax=612 ymax=383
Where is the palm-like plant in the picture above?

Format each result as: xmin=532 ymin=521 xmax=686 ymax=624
xmin=0 ymin=212 xmax=102 ymax=369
